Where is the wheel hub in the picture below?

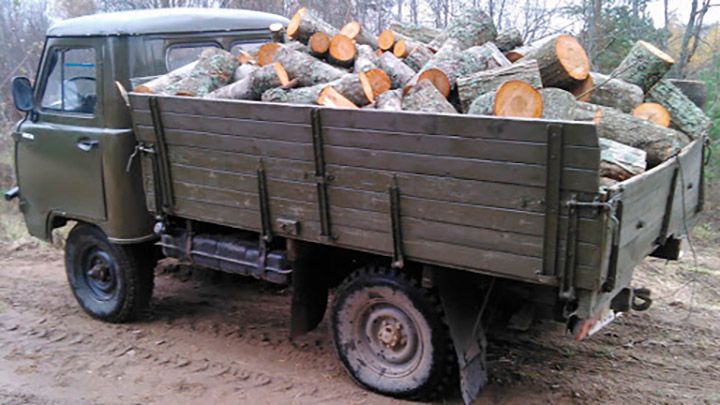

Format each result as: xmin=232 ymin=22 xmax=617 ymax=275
xmin=377 ymin=318 xmax=406 ymax=349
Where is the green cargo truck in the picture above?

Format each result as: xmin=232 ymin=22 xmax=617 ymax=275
xmin=6 ymin=8 xmax=707 ymax=403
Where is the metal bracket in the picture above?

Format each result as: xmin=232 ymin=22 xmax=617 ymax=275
xmin=603 ymin=201 xmax=623 ymax=293
xmin=542 ymin=124 xmax=563 ymax=276
xmin=310 ymin=108 xmax=334 ymax=240
xmin=256 ymin=160 xmax=273 ymax=243
xmin=148 ymin=96 xmax=174 ymax=214
xmin=389 ymin=176 xmax=404 ymax=269
xmin=657 ymin=166 xmax=679 ymax=246
xmin=559 ymin=194 xmax=578 ymax=300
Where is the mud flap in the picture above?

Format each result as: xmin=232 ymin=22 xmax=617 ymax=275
xmin=290 ymin=256 xmax=328 ymax=339
xmin=435 ymin=268 xmax=491 ymax=405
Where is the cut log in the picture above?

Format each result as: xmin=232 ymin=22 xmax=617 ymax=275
xmin=378 ymin=52 xmax=416 ymax=89
xmin=328 ymin=34 xmax=357 ymax=68
xmin=575 ymin=103 xmax=690 ymax=167
xmin=393 ymin=39 xmax=423 ymax=58
xmin=378 ymin=29 xmax=397 ymax=52
xmin=646 ymin=79 xmax=711 ymax=138
xmin=467 ymin=80 xmax=543 ymax=118
xmin=567 ymin=74 xmax=593 ymax=102
xmin=632 ymin=102 xmax=671 ymax=127
xmin=166 ymin=48 xmax=238 ymax=97
xmin=283 ymin=41 xmax=310 ymax=54
xmin=389 ymin=22 xmax=441 ymax=44
xmin=207 ymin=63 xmax=289 ymax=100
xmin=308 ymin=32 xmax=331 ymax=57
xmin=428 ymin=7 xmax=497 ymax=50
xmin=416 ymin=38 xmax=463 ymax=97
xmin=354 ymin=44 xmax=378 ymax=73
xmin=402 ymin=79 xmax=457 ymax=114
xmin=521 ymin=34 xmax=590 ymax=90
xmin=257 ymin=43 xmax=281 ymax=66
xmin=404 ymin=44 xmax=434 ymax=72
xmin=585 ymin=72 xmax=644 ymax=113
xmin=599 ymin=138 xmax=647 ymax=182
xmin=262 ymin=82 xmax=330 ymax=104
xmin=274 ymin=47 xmax=345 ymax=86
xmin=330 ymin=73 xmax=374 ymax=106
xmin=206 ymin=76 xmax=253 ymax=100
xmin=287 ymin=7 xmax=339 ymax=43
xmin=340 ymin=21 xmax=378 ymax=48
xmin=504 ymin=35 xmax=557 ymax=63
xmin=363 ymin=68 xmax=392 ymax=98
xmin=612 ymin=40 xmax=674 ymax=93
xmin=232 ymin=63 xmax=259 ymax=83
xmin=495 ymin=28 xmax=524 ymax=52
xmin=318 ymin=86 xmax=359 ymax=109
xmin=456 ymin=42 xmax=511 ymax=77
xmin=375 ymin=88 xmax=403 ymax=111
xmin=540 ymin=88 xmax=576 ymax=120
xmin=269 ymin=22 xmax=286 ymax=43
xmin=237 ymin=51 xmax=254 ymax=65
xmin=134 ymin=61 xmax=197 ymax=93
xmin=456 ymin=59 xmax=542 ymax=112
xmin=667 ymin=79 xmax=707 ymax=109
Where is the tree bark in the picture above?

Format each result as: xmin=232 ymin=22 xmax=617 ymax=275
xmin=646 ymin=80 xmax=712 ymax=138
xmin=586 ymin=72 xmax=644 ymax=113
xmin=599 ymin=138 xmax=647 ymax=181
xmin=274 ymin=48 xmax=345 ymax=87
xmin=232 ymin=63 xmax=259 ymax=83
xmin=354 ymin=44 xmax=379 ymax=73
xmin=404 ymin=44 xmax=434 ymax=72
xmin=134 ymin=61 xmax=197 ymax=93
xmin=456 ymin=42 xmax=511 ymax=77
xmin=318 ymin=86 xmax=359 ymax=109
xmin=287 ymin=7 xmax=339 ymax=44
xmin=612 ymin=40 xmax=675 ymax=92
xmin=402 ymin=79 xmax=457 ymax=114
xmin=521 ymin=34 xmax=590 ymax=90
xmin=457 ymin=59 xmax=542 ymax=112
xmin=165 ymin=48 xmax=238 ymax=97
xmin=467 ymin=80 xmax=543 ymax=118
xmin=495 ymin=27 xmax=524 ymax=52
xmin=207 ymin=63 xmax=288 ymax=100
xmin=375 ymin=88 xmax=403 ymax=111
xmin=340 ymin=21 xmax=378 ymax=49
xmin=414 ymin=38 xmax=463 ymax=97
xmin=428 ymin=7 xmax=497 ymax=50
xmin=389 ymin=22 xmax=441 ymax=43
xmin=540 ymin=88 xmax=576 ymax=120
xmin=378 ymin=52 xmax=416 ymax=89
xmin=575 ymin=103 xmax=691 ymax=167
xmin=206 ymin=76 xmax=254 ymax=100
xmin=667 ymin=79 xmax=707 ymax=109
xmin=262 ymin=80 xmax=337 ymax=104
xmin=330 ymin=74 xmax=374 ymax=106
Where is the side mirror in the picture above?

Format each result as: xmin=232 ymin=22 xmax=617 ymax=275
xmin=12 ymin=76 xmax=35 ymax=112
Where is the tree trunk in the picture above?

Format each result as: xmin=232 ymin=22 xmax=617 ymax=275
xmin=575 ymin=103 xmax=690 ymax=167
xmin=456 ymin=42 xmax=511 ymax=77
xmin=232 ymin=63 xmax=259 ymax=83
xmin=646 ymin=80 xmax=712 ymax=138
xmin=318 ymin=86 xmax=359 ymax=109
xmin=612 ymin=41 xmax=675 ymax=92
xmin=667 ymin=79 xmax=707 ymax=109
xmin=457 ymin=59 xmax=542 ymax=112
xmin=632 ymin=103 xmax=671 ymax=128
xmin=540 ymin=88 xmax=576 ymax=120
xmin=274 ymin=48 xmax=345 ymax=86
xmin=331 ymin=73 xmax=375 ymax=106
xmin=354 ymin=44 xmax=379 ymax=73
xmin=327 ymin=34 xmax=357 ymax=68
xmin=389 ymin=22 xmax=441 ymax=43
xmin=262 ymin=83 xmax=327 ymax=104
xmin=404 ymin=44 xmax=434 ymax=72
xmin=206 ymin=76 xmax=254 ymax=99
xmin=207 ymin=63 xmax=289 ymax=100
xmin=467 ymin=80 xmax=543 ymax=118
xmin=402 ymin=79 xmax=457 ymax=113
xmin=166 ymin=49 xmax=238 ymax=97
xmin=586 ymin=72 xmax=644 ymax=113
xmin=134 ymin=61 xmax=197 ymax=93
xmin=495 ymin=27 xmax=524 ymax=52
xmin=521 ymin=34 xmax=590 ymax=90
xmin=428 ymin=7 xmax=497 ymax=50
xmin=599 ymin=138 xmax=647 ymax=181
xmin=415 ymin=38 xmax=463 ymax=97
xmin=287 ymin=7 xmax=339 ymax=43
xmin=378 ymin=52 xmax=416 ymax=89
xmin=340 ymin=21 xmax=379 ymax=49
xmin=375 ymin=88 xmax=403 ymax=111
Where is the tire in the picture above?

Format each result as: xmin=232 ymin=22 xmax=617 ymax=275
xmin=65 ymin=224 xmax=155 ymax=323
xmin=331 ymin=265 xmax=456 ymax=400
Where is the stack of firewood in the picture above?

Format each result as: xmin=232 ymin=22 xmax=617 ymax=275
xmin=134 ymin=7 xmax=711 ymax=188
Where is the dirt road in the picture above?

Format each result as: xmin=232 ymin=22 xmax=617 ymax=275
xmin=0 ymin=240 xmax=718 ymax=404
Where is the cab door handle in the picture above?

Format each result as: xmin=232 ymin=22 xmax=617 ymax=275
xmin=77 ymin=139 xmax=99 ymax=152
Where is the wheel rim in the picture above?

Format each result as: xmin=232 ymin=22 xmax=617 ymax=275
xmin=355 ymin=299 xmax=425 ymax=378
xmin=79 ymin=247 xmax=118 ymax=302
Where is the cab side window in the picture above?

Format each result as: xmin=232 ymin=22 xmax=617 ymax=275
xmin=166 ymin=43 xmax=220 ymax=71
xmin=40 ymin=48 xmax=97 ymax=114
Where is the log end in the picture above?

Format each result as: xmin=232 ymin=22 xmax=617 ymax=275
xmin=505 ymin=49 xmax=524 ymax=63
xmin=495 ymin=80 xmax=543 ymax=118
xmin=258 ymin=43 xmax=281 ymax=66
xmin=556 ymin=34 xmax=590 ymax=81
xmin=418 ymin=68 xmax=451 ymax=98
xmin=134 ymin=85 xmax=153 ymax=93
xmin=309 ymin=32 xmax=331 ymax=56
xmin=632 ymin=102 xmax=671 ymax=127
xmin=329 ymin=34 xmax=357 ymax=66
xmin=287 ymin=8 xmax=307 ymax=40
xmin=237 ymin=51 xmax=255 ymax=65
xmin=318 ymin=86 xmax=360 ymax=109
xmin=363 ymin=68 xmax=392 ymax=98
xmin=378 ymin=29 xmax=396 ymax=51
xmin=393 ymin=40 xmax=410 ymax=58
xmin=638 ymin=40 xmax=675 ymax=64
xmin=272 ymin=62 xmax=291 ymax=87
xmin=340 ymin=21 xmax=362 ymax=39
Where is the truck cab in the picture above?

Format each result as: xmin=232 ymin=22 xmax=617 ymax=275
xmin=10 ymin=8 xmax=287 ymax=243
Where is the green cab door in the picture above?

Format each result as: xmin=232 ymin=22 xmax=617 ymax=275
xmin=15 ymin=39 xmax=106 ymax=239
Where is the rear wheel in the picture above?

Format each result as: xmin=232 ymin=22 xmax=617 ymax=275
xmin=65 ymin=224 xmax=154 ymax=323
xmin=331 ymin=266 xmax=456 ymax=400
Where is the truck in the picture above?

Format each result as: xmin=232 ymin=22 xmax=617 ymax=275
xmin=5 ymin=8 xmax=707 ymax=403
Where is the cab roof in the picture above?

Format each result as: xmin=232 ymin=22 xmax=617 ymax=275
xmin=47 ymin=8 xmax=288 ymax=37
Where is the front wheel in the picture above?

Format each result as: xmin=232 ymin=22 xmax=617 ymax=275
xmin=65 ymin=224 xmax=155 ymax=323
xmin=331 ymin=266 xmax=457 ymax=400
